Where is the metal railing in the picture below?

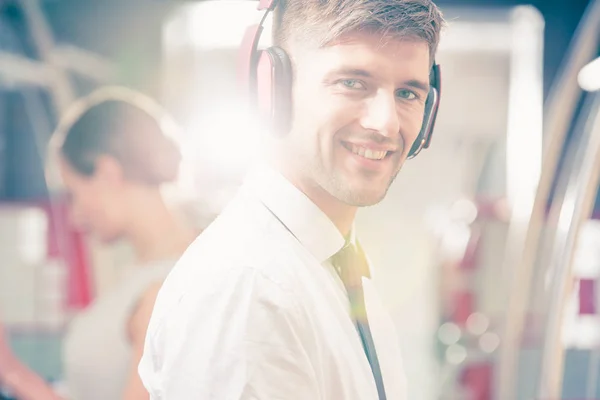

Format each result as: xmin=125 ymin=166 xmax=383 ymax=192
xmin=496 ymin=0 xmax=600 ymax=398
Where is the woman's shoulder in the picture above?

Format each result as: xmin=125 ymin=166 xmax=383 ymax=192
xmin=72 ymin=258 xmax=177 ymax=324
xmin=118 ymin=259 xmax=177 ymax=303
xmin=129 ymin=258 xmax=177 ymax=281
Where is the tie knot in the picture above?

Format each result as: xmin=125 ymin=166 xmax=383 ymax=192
xmin=331 ymin=241 xmax=371 ymax=280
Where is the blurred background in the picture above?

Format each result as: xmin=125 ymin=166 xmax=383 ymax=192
xmin=0 ymin=0 xmax=599 ymax=399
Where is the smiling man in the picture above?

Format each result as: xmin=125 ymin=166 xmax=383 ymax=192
xmin=139 ymin=0 xmax=444 ymax=399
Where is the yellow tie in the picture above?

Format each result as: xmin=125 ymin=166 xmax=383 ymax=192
xmin=331 ymin=242 xmax=387 ymax=400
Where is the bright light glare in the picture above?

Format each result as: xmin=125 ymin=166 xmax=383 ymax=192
xmin=18 ymin=208 xmax=48 ymax=265
xmin=440 ymin=224 xmax=471 ymax=261
xmin=446 ymin=344 xmax=467 ymax=365
xmin=573 ymin=220 xmax=600 ymax=278
xmin=505 ymin=6 xmax=544 ymax=210
xmin=466 ymin=312 xmax=490 ymax=335
xmin=449 ymin=198 xmax=478 ymax=224
xmin=563 ymin=315 xmax=600 ymax=348
xmin=479 ymin=332 xmax=500 ymax=353
xmin=180 ymin=106 xmax=264 ymax=176
xmin=578 ymin=57 xmax=600 ymax=92
xmin=438 ymin=322 xmax=461 ymax=345
xmin=164 ymin=1 xmax=273 ymax=50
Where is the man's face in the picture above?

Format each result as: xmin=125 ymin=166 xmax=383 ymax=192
xmin=283 ymin=31 xmax=431 ymax=207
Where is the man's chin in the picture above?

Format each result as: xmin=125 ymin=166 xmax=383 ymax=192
xmin=351 ymin=196 xmax=387 ymax=207
xmin=338 ymin=187 xmax=389 ymax=207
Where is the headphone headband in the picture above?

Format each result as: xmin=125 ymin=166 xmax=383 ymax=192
xmin=409 ymin=62 xmax=442 ymax=158
xmin=258 ymin=0 xmax=277 ymax=11
xmin=239 ymin=0 xmax=278 ymax=94
xmin=425 ymin=63 xmax=441 ymax=149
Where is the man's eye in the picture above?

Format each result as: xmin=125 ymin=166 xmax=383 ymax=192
xmin=339 ymin=79 xmax=366 ymax=90
xmin=395 ymin=89 xmax=418 ymax=100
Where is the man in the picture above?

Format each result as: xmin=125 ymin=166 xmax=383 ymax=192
xmin=139 ymin=0 xmax=444 ymax=398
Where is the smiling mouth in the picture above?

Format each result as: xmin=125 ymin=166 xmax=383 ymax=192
xmin=342 ymin=142 xmax=394 ymax=160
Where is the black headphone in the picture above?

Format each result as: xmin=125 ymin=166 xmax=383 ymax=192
xmin=239 ymin=0 xmax=442 ymax=159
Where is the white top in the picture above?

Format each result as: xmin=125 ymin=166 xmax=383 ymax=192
xmin=63 ymin=260 xmax=174 ymax=400
xmin=139 ymin=164 xmax=407 ymax=399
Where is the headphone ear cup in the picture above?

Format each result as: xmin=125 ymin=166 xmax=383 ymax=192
xmin=255 ymin=46 xmax=292 ymax=134
xmin=256 ymin=49 xmax=275 ymax=123
xmin=407 ymin=86 xmax=438 ymax=158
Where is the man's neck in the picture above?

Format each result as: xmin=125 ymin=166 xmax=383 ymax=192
xmin=310 ymin=188 xmax=357 ymax=237
xmin=269 ymin=160 xmax=358 ymax=237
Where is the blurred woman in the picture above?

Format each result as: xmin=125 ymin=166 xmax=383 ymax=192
xmin=58 ymin=87 xmax=196 ymax=400
xmin=0 ymin=86 xmax=196 ymax=400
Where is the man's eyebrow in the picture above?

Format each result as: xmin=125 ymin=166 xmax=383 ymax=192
xmin=328 ymin=68 xmax=374 ymax=78
xmin=328 ymin=68 xmax=431 ymax=92
xmin=403 ymin=79 xmax=430 ymax=93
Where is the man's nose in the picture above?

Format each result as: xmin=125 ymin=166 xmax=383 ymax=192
xmin=358 ymin=91 xmax=400 ymax=138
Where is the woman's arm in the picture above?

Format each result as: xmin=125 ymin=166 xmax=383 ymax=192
xmin=121 ymin=282 xmax=163 ymax=400
xmin=0 ymin=327 xmax=63 ymax=400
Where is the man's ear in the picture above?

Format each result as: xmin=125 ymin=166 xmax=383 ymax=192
xmin=93 ymin=155 xmax=126 ymax=187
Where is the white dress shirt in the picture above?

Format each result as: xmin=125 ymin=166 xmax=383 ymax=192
xmin=139 ymin=164 xmax=407 ymax=399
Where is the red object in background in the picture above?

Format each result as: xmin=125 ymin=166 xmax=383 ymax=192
xmin=474 ymin=196 xmax=510 ymax=222
xmin=453 ymin=291 xmax=474 ymax=325
xmin=41 ymin=198 xmax=94 ymax=310
xmin=579 ymin=279 xmax=596 ymax=315
xmin=460 ymin=227 xmax=481 ymax=270
xmin=460 ymin=362 xmax=492 ymax=400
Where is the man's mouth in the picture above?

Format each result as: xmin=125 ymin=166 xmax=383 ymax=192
xmin=342 ymin=142 xmax=395 ymax=160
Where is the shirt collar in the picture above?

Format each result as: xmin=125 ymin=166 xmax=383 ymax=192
xmin=242 ymin=163 xmax=346 ymax=263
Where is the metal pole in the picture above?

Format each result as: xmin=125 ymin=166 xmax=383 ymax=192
xmin=496 ymin=0 xmax=600 ymax=397
xmin=19 ymin=0 xmax=76 ymax=115
xmin=537 ymin=91 xmax=600 ymax=398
